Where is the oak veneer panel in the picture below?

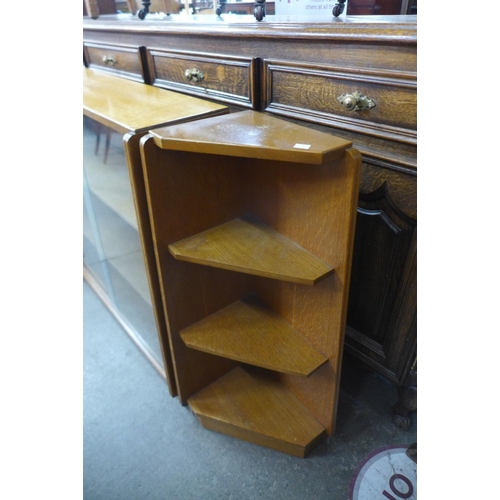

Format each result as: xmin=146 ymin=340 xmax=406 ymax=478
xmin=140 ymin=112 xmax=362 ymax=445
xmin=83 ymin=42 xmax=145 ymax=82
xmin=241 ymin=148 xmax=362 ymax=434
xmin=150 ymin=109 xmax=352 ymax=165
xmin=263 ymin=59 xmax=417 ymax=145
xmin=180 ymin=296 xmax=328 ymax=376
xmin=83 ymin=67 xmax=228 ymax=135
xmin=140 ymin=138 xmax=250 ymax=404
xmin=169 ymin=215 xmax=334 ymax=286
xmin=146 ymin=48 xmax=257 ymax=109
xmin=188 ymin=366 xmax=326 ymax=457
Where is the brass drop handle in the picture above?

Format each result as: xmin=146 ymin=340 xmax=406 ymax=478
xmin=337 ymin=91 xmax=376 ymax=112
xmin=185 ymin=68 xmax=205 ymax=83
xmin=102 ymin=55 xmax=117 ymax=66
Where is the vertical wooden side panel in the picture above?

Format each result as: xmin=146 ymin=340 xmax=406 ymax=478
xmin=140 ymin=136 xmax=250 ymax=404
xmin=123 ymin=132 xmax=178 ymax=397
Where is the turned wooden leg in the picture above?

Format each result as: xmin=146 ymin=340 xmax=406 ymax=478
xmin=406 ymin=442 xmax=417 ymax=463
xmin=93 ymin=122 xmax=101 ymax=156
xmin=393 ymin=367 xmax=417 ymax=431
xmin=103 ymin=129 xmax=111 ymax=164
xmin=216 ymin=0 xmax=226 ymax=16
xmin=254 ymin=0 xmax=265 ymax=20
xmin=332 ymin=0 xmax=346 ymax=16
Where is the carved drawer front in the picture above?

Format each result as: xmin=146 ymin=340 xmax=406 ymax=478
xmin=83 ymin=42 xmax=146 ymax=83
xmin=145 ymin=49 xmax=257 ymax=108
xmin=264 ymin=60 xmax=417 ymax=145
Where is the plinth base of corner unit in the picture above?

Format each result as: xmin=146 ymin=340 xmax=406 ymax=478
xmin=188 ymin=366 xmax=326 ymax=457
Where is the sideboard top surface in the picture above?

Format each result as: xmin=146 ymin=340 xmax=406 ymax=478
xmin=83 ymin=67 xmax=228 ymax=134
xmin=83 ymin=14 xmax=417 ymax=43
xmin=83 ymin=14 xmax=417 ymax=171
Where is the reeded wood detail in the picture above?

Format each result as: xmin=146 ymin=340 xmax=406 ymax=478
xmin=168 ymin=215 xmax=335 ymax=285
xmin=188 ymin=366 xmax=326 ymax=457
xmin=180 ymin=296 xmax=328 ymax=376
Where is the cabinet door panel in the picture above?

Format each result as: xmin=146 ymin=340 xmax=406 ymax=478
xmin=83 ymin=116 xmax=165 ymax=371
xmin=345 ymin=179 xmax=416 ymax=383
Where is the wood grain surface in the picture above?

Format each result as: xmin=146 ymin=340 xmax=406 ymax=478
xmin=146 ymin=48 xmax=257 ymax=108
xmin=169 ymin=215 xmax=335 ymax=285
xmin=140 ymin=111 xmax=361 ymax=450
xmin=83 ymin=67 xmax=228 ymax=134
xmin=180 ymin=295 xmax=328 ymax=376
xmin=188 ymin=366 xmax=326 ymax=457
xmin=150 ymin=110 xmax=352 ymax=164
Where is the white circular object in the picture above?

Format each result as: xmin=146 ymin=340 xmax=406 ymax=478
xmin=348 ymin=445 xmax=417 ymax=500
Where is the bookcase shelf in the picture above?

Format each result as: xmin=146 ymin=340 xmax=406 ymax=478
xmin=180 ymin=295 xmax=328 ymax=376
xmin=83 ymin=125 xmax=138 ymax=230
xmin=140 ymin=110 xmax=361 ymax=456
xmin=188 ymin=366 xmax=326 ymax=458
xmin=169 ymin=215 xmax=334 ymax=286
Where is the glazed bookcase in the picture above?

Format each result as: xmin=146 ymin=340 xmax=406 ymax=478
xmin=83 ymin=67 xmax=228 ymax=394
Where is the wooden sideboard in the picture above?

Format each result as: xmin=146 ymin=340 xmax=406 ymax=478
xmin=83 ymin=13 xmax=417 ymax=429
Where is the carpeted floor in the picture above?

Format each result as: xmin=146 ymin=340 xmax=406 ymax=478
xmin=83 ymin=279 xmax=416 ymax=500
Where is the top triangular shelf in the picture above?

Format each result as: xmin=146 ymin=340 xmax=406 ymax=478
xmin=149 ymin=110 xmax=352 ymax=165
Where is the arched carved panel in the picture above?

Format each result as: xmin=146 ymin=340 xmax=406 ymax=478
xmin=359 ymin=161 xmax=417 ymax=219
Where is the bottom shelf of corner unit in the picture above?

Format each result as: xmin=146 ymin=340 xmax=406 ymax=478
xmin=187 ymin=366 xmax=326 ymax=457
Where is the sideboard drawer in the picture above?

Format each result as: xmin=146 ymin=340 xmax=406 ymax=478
xmin=145 ymin=48 xmax=257 ymax=109
xmin=264 ymin=60 xmax=416 ymax=145
xmin=83 ymin=42 xmax=146 ymax=83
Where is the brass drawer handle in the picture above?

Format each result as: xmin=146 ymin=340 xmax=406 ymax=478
xmin=102 ymin=55 xmax=117 ymax=66
xmin=337 ymin=91 xmax=376 ymax=112
xmin=185 ymin=68 xmax=205 ymax=83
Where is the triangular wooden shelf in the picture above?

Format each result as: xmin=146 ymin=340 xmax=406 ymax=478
xmin=150 ymin=109 xmax=352 ymax=165
xmin=168 ymin=215 xmax=334 ymax=285
xmin=188 ymin=366 xmax=326 ymax=457
xmin=180 ymin=296 xmax=328 ymax=376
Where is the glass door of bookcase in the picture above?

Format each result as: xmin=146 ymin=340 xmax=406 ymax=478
xmin=83 ymin=115 xmax=164 ymax=371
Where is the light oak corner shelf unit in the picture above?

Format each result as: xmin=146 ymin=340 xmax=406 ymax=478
xmin=82 ymin=68 xmax=228 ymax=397
xmin=140 ymin=110 xmax=362 ymax=457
